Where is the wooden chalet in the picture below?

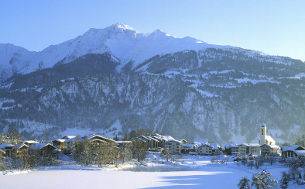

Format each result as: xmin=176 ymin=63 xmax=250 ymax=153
xmin=0 ymin=143 xmax=15 ymax=157
xmin=12 ymin=144 xmax=29 ymax=158
xmin=29 ymin=143 xmax=57 ymax=157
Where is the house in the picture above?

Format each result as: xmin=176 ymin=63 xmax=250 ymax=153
xmin=259 ymin=123 xmax=276 ymax=145
xmin=197 ymin=143 xmax=213 ymax=155
xmin=281 ymin=145 xmax=305 ymax=158
xmin=260 ymin=144 xmax=281 ymax=156
xmin=88 ymin=135 xmax=115 ymax=145
xmin=164 ymin=140 xmax=181 ymax=154
xmin=29 ymin=143 xmax=57 ymax=157
xmin=0 ymin=143 xmax=15 ymax=157
xmin=12 ymin=144 xmax=28 ymax=158
xmin=239 ymin=143 xmax=261 ymax=156
xmin=224 ymin=144 xmax=239 ymax=155
xmin=52 ymin=139 xmax=67 ymax=150
xmin=210 ymin=143 xmax=222 ymax=155
xmin=181 ymin=143 xmax=197 ymax=154
xmin=24 ymin=140 xmax=39 ymax=146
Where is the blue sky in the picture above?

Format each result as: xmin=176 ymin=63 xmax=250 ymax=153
xmin=1 ymin=0 xmax=304 ymax=61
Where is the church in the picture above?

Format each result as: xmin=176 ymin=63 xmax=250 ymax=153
xmin=259 ymin=123 xmax=276 ymax=145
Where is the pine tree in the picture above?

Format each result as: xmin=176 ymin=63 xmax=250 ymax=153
xmin=238 ymin=176 xmax=251 ymax=189
xmin=280 ymin=171 xmax=290 ymax=189
xmin=251 ymin=171 xmax=278 ymax=189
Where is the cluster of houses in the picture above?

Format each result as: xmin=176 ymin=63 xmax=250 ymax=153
xmin=134 ymin=124 xmax=305 ymax=158
xmin=0 ymin=134 xmax=132 ymax=160
xmin=0 ymin=141 xmax=57 ymax=159
xmin=1 ymin=123 xmax=305 ymax=160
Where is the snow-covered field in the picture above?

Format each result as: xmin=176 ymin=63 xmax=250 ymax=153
xmin=0 ymin=154 xmax=301 ymax=189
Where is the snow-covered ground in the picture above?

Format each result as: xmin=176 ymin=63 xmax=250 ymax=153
xmin=0 ymin=154 xmax=301 ymax=189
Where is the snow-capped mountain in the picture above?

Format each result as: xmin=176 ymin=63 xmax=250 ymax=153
xmin=0 ymin=23 xmax=285 ymax=80
xmin=1 ymin=23 xmax=305 ymax=144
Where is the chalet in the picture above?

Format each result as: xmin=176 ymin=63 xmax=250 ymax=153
xmin=52 ymin=139 xmax=67 ymax=150
xmin=224 ymin=144 xmax=239 ymax=155
xmin=139 ymin=135 xmax=160 ymax=150
xmin=281 ymin=145 xmax=305 ymax=158
xmin=239 ymin=143 xmax=261 ymax=156
xmin=260 ymin=144 xmax=281 ymax=156
xmin=259 ymin=124 xmax=276 ymax=145
xmin=0 ymin=143 xmax=15 ymax=157
xmin=88 ymin=135 xmax=115 ymax=145
xmin=52 ymin=136 xmax=76 ymax=153
xmin=197 ymin=144 xmax=213 ymax=155
xmin=29 ymin=143 xmax=57 ymax=157
xmin=164 ymin=140 xmax=181 ymax=154
xmin=12 ymin=144 xmax=28 ymax=158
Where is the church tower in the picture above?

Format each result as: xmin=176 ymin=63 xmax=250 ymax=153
xmin=260 ymin=123 xmax=267 ymax=145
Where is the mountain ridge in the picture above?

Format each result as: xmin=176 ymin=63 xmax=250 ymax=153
xmin=0 ymin=23 xmax=305 ymax=144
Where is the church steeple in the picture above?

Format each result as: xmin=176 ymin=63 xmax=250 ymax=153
xmin=260 ymin=123 xmax=267 ymax=145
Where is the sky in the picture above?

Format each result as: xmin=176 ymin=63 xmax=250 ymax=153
xmin=0 ymin=0 xmax=304 ymax=61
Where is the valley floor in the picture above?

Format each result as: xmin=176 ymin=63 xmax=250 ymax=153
xmin=0 ymin=154 xmax=302 ymax=189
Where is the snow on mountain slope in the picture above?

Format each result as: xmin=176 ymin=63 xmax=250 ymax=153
xmin=0 ymin=23 xmax=298 ymax=81
xmin=0 ymin=23 xmax=229 ymax=78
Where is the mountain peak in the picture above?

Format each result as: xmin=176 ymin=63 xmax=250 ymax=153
xmin=106 ymin=22 xmax=135 ymax=32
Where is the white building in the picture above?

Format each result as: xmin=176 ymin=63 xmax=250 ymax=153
xmin=259 ymin=123 xmax=275 ymax=145
xmin=164 ymin=140 xmax=181 ymax=154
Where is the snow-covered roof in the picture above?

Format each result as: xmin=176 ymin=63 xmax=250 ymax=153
xmin=265 ymin=135 xmax=275 ymax=143
xmin=61 ymin=136 xmax=76 ymax=140
xmin=210 ymin=143 xmax=221 ymax=150
xmin=13 ymin=144 xmax=28 ymax=149
xmin=225 ymin=144 xmax=238 ymax=149
xmin=30 ymin=143 xmax=56 ymax=150
xmin=165 ymin=139 xmax=181 ymax=143
xmin=193 ymin=138 xmax=208 ymax=146
xmin=281 ymin=145 xmax=305 ymax=151
xmin=88 ymin=135 xmax=115 ymax=142
xmin=52 ymin=139 xmax=66 ymax=143
xmin=294 ymin=150 xmax=305 ymax=156
xmin=90 ymin=139 xmax=106 ymax=143
xmin=239 ymin=143 xmax=260 ymax=147
xmin=24 ymin=140 xmax=39 ymax=144
xmin=161 ymin=135 xmax=175 ymax=141
xmin=0 ymin=143 xmax=15 ymax=149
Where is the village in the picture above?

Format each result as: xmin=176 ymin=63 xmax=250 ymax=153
xmin=1 ymin=123 xmax=305 ymax=170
